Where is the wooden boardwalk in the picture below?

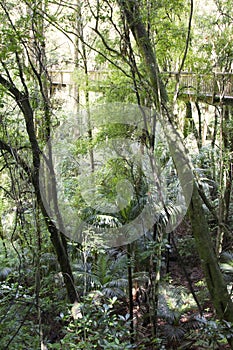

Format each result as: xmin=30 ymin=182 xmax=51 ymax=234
xmin=48 ymin=69 xmax=233 ymax=105
xmin=169 ymin=72 xmax=233 ymax=105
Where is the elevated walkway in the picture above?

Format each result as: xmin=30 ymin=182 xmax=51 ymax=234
xmin=164 ymin=71 xmax=233 ymax=105
xmin=48 ymin=69 xmax=233 ymax=105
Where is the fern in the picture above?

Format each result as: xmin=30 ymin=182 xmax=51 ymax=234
xmin=75 ymin=252 xmax=128 ymax=298
xmin=158 ymin=284 xmax=204 ymax=349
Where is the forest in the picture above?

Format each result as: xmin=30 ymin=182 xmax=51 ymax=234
xmin=0 ymin=0 xmax=233 ymax=349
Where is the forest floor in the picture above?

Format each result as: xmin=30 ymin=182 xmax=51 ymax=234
xmin=42 ymin=222 xmax=232 ymax=349
xmin=131 ymin=221 xmax=232 ymax=349
xmin=132 ymin=260 xmax=231 ymax=349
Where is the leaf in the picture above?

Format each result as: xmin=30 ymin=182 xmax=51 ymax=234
xmin=0 ymin=267 xmax=11 ymax=281
xmin=220 ymin=263 xmax=233 ymax=273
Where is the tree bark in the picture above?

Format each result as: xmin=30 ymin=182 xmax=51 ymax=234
xmin=117 ymin=0 xmax=167 ymax=109
xmin=0 ymin=74 xmax=78 ymax=303
xmin=117 ymin=0 xmax=233 ymax=330
xmin=189 ymin=183 xmax=233 ymax=320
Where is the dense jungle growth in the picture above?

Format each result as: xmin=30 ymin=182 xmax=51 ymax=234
xmin=0 ymin=0 xmax=233 ymax=349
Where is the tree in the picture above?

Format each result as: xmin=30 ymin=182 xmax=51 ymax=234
xmin=1 ymin=0 xmax=233 ymax=347
xmin=0 ymin=0 xmax=77 ymax=303
xmin=115 ymin=0 xmax=233 ymax=337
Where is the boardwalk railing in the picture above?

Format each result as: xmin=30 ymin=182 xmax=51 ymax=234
xmin=48 ymin=69 xmax=108 ymax=86
xmin=48 ymin=69 xmax=233 ymax=101
xmin=165 ymin=72 xmax=233 ymax=99
xmin=48 ymin=69 xmax=73 ymax=86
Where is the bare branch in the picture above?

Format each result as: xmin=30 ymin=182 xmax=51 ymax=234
xmin=178 ymin=0 xmax=193 ymax=74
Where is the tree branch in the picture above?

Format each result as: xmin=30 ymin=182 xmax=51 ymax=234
xmin=0 ymin=139 xmax=32 ymax=178
xmin=178 ymin=0 xmax=193 ymax=75
xmin=173 ymin=0 xmax=193 ymax=102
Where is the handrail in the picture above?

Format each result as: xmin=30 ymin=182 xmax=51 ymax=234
xmin=48 ymin=69 xmax=233 ymax=98
xmin=166 ymin=72 xmax=233 ymax=97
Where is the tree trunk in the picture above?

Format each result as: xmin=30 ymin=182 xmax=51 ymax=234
xmin=0 ymin=74 xmax=78 ymax=304
xmin=117 ymin=0 xmax=233 ymax=330
xmin=127 ymin=244 xmax=134 ymax=344
xmin=189 ymin=183 xmax=233 ymax=320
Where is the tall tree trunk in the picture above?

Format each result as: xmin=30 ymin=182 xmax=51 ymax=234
xmin=0 ymin=74 xmax=78 ymax=303
xmin=189 ymin=183 xmax=233 ymax=321
xmin=117 ymin=0 xmax=233 ymax=332
xmin=127 ymin=244 xmax=134 ymax=344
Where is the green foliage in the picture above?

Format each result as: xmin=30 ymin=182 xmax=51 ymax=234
xmin=90 ymin=69 xmax=138 ymax=104
xmin=0 ymin=277 xmax=39 ymax=349
xmin=156 ymin=282 xmax=233 ymax=349
xmin=91 ymin=253 xmax=128 ymax=297
xmin=158 ymin=284 xmax=204 ymax=348
xmin=1 ymin=0 xmax=233 ymax=348
xmin=147 ymin=0 xmax=190 ymax=71
xmin=71 ymin=122 xmax=149 ymax=229
xmin=192 ymin=0 xmax=233 ymax=72
xmin=72 ymin=247 xmax=128 ymax=298
xmin=177 ymin=234 xmax=199 ymax=264
xmin=49 ymin=295 xmax=134 ymax=350
xmin=194 ymin=318 xmax=233 ymax=349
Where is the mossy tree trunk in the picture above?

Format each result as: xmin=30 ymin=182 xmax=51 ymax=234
xmin=189 ymin=183 xmax=233 ymax=321
xmin=117 ymin=0 xmax=233 ymax=335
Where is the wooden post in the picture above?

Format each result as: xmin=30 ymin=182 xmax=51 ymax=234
xmin=212 ymin=72 xmax=217 ymax=103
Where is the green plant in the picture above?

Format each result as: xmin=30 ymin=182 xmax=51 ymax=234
xmin=0 ymin=279 xmax=40 ymax=349
xmin=48 ymin=295 xmax=134 ymax=349
xmin=194 ymin=318 xmax=233 ymax=349
xmin=177 ymin=235 xmax=199 ymax=265
xmin=158 ymin=284 xmax=203 ymax=349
